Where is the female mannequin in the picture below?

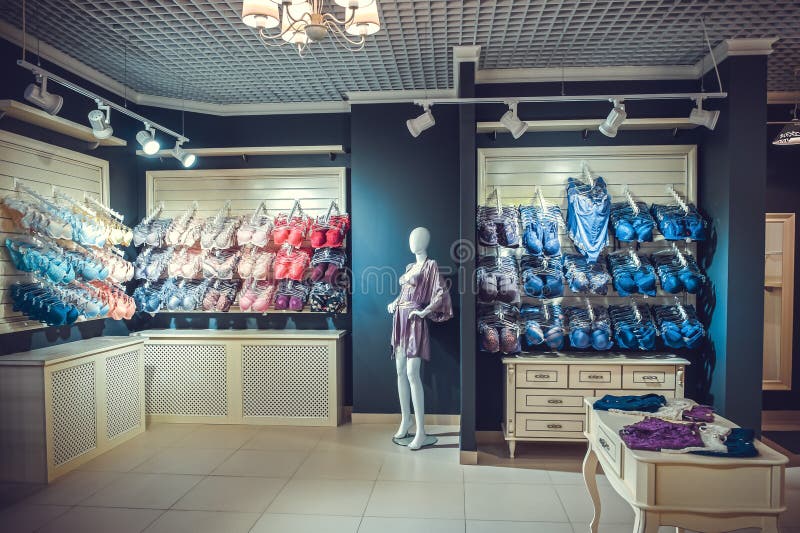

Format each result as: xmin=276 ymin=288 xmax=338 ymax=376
xmin=387 ymin=227 xmax=453 ymax=450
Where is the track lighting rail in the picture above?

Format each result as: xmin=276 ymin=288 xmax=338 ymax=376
xmin=17 ymin=60 xmax=188 ymax=143
xmin=371 ymin=92 xmax=726 ymax=107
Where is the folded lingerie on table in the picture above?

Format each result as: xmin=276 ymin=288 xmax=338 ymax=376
xmin=594 ymin=394 xmax=714 ymax=423
xmin=619 ymin=417 xmax=757 ymax=457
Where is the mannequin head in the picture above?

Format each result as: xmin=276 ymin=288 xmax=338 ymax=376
xmin=409 ymin=227 xmax=431 ymax=256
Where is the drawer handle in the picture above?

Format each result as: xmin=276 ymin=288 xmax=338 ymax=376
xmin=547 ymin=424 xmax=563 ymax=429
xmin=534 ymin=374 xmax=551 ymax=379
xmin=599 ymin=437 xmax=611 ymax=451
xmin=640 ymin=375 xmax=659 ymax=381
xmin=586 ymin=374 xmax=605 ymax=380
xmin=547 ymin=399 xmax=564 ymax=404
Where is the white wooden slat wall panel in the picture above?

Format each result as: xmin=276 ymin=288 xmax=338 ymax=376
xmin=478 ymin=145 xmax=698 ymax=309
xmin=0 ymin=130 xmax=110 ymax=334
xmin=146 ymin=167 xmax=347 ymax=220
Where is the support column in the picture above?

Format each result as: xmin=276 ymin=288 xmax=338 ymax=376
xmin=699 ymin=52 xmax=769 ymax=432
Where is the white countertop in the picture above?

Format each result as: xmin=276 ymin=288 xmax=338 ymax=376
xmin=0 ymin=337 xmax=145 ymax=366
xmin=132 ymin=329 xmax=348 ymax=340
xmin=503 ymin=353 xmax=690 ymax=365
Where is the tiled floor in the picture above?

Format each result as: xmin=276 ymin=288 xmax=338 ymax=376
xmin=0 ymin=422 xmax=798 ymax=533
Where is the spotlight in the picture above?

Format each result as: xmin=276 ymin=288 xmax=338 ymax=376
xmin=136 ymin=126 xmax=160 ymax=155
xmin=23 ymin=75 xmax=63 ymax=115
xmin=688 ymin=99 xmax=720 ymax=130
xmin=172 ymin=142 xmax=197 ymax=168
xmin=773 ymin=119 xmax=800 ymax=145
xmin=87 ymin=104 xmax=113 ymax=139
xmin=499 ymin=102 xmax=528 ymax=139
xmin=406 ymin=104 xmax=435 ymax=137
xmin=599 ymin=99 xmax=626 ymax=138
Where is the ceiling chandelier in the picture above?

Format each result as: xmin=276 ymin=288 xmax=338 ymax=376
xmin=241 ymin=0 xmax=381 ymax=54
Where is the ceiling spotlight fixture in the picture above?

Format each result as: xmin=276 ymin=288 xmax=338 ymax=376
xmin=87 ymin=103 xmax=113 ymax=139
xmin=599 ymin=99 xmax=626 ymax=138
xmin=499 ymin=101 xmax=528 ymax=139
xmin=773 ymin=69 xmax=800 ymax=146
xmin=688 ymin=98 xmax=720 ymax=130
xmin=136 ymin=126 xmax=160 ymax=155
xmin=23 ymin=75 xmax=63 ymax=115
xmin=241 ymin=0 xmax=382 ymax=55
xmin=406 ymin=104 xmax=435 ymax=138
xmin=172 ymin=142 xmax=197 ymax=168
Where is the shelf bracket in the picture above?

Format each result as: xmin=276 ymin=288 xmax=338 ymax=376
xmin=87 ymin=140 xmax=100 ymax=151
xmin=329 ymin=152 xmax=337 ymax=161
xmin=582 ymin=128 xmax=590 ymax=140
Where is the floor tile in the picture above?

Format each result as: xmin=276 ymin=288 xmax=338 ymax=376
xmin=294 ymin=450 xmax=385 ymax=480
xmin=36 ymin=506 xmax=163 ymax=533
xmin=465 ymin=483 xmax=568 ymax=522
xmin=241 ymin=427 xmax=324 ymax=452
xmin=134 ymin=447 xmax=233 ymax=475
xmin=171 ymin=425 xmax=258 ymax=449
xmin=547 ymin=470 xmax=611 ymax=486
xmin=125 ymin=424 xmax=200 ymax=447
xmin=26 ymin=470 xmax=120 ymax=506
xmin=359 ymin=517 xmax=465 ymax=533
xmin=252 ymin=513 xmax=361 ymax=533
xmin=0 ymin=503 xmax=69 ymax=532
xmin=467 ymin=520 xmax=574 ymax=533
xmin=144 ymin=510 xmax=259 ymax=533
xmin=81 ymin=473 xmax=201 ymax=509
xmin=212 ymin=449 xmax=308 ymax=478
xmin=365 ymin=481 xmax=465 ymax=519
xmin=172 ymin=476 xmax=286 ymax=513
xmin=378 ymin=455 xmax=464 ymax=482
xmin=782 ymin=488 xmax=800 ymax=526
xmin=78 ymin=443 xmax=161 ymax=473
xmin=556 ymin=484 xmax=635 ymax=525
xmin=267 ymin=479 xmax=374 ymax=516
xmin=463 ymin=464 xmax=549 ymax=484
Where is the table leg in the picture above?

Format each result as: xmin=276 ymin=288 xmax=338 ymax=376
xmin=633 ymin=508 xmax=659 ymax=533
xmin=760 ymin=516 xmax=779 ymax=532
xmin=582 ymin=444 xmax=600 ymax=533
xmin=508 ymin=440 xmax=516 ymax=459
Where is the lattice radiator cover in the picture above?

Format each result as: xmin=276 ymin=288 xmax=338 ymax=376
xmin=242 ymin=344 xmax=330 ymax=419
xmin=51 ymin=361 xmax=97 ymax=466
xmin=105 ymin=350 xmax=142 ymax=439
xmin=144 ymin=343 xmax=228 ymax=416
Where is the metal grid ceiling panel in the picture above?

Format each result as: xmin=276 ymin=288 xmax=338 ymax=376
xmin=105 ymin=350 xmax=141 ymax=439
xmin=51 ymin=361 xmax=97 ymax=466
xmin=242 ymin=344 xmax=330 ymax=419
xmin=1 ymin=1 xmax=797 ymax=103
xmin=144 ymin=343 xmax=228 ymax=416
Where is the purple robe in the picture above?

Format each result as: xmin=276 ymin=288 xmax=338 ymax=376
xmin=391 ymin=259 xmax=453 ymax=360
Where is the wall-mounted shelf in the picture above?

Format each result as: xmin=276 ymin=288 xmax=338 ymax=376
xmin=0 ymin=99 xmax=127 ymax=147
xmin=477 ymin=118 xmax=699 ymax=134
xmin=136 ymin=145 xmax=346 ymax=157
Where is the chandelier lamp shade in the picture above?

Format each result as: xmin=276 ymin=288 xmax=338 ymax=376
xmin=241 ymin=0 xmax=382 ymax=54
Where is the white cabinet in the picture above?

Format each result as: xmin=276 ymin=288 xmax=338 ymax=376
xmin=0 ymin=337 xmax=145 ymax=483
xmin=503 ymin=354 xmax=689 ymax=458
xmin=763 ymin=213 xmax=795 ymax=391
xmin=133 ymin=329 xmax=346 ymax=427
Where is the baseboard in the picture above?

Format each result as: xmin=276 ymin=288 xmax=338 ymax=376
xmin=762 ymin=410 xmax=800 ymax=431
xmin=476 ymin=430 xmax=505 ymax=444
xmin=460 ymin=450 xmax=478 ymax=465
xmin=351 ymin=413 xmax=460 ymax=425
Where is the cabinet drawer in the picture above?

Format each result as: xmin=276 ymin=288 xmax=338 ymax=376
xmin=569 ymin=365 xmax=621 ymax=389
xmin=622 ymin=366 xmax=676 ymax=390
xmin=602 ymin=389 xmax=676 ymax=399
xmin=515 ymin=389 xmax=594 ymax=413
xmin=515 ymin=366 xmax=567 ymax=389
xmin=595 ymin=423 xmax=623 ymax=477
xmin=515 ymin=413 xmax=585 ymax=439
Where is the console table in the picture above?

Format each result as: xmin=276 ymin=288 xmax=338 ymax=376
xmin=582 ymin=398 xmax=787 ymax=533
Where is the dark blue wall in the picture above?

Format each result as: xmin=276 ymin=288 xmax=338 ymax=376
xmin=763 ymin=104 xmax=800 ymax=410
xmin=350 ymin=103 xmax=461 ymax=414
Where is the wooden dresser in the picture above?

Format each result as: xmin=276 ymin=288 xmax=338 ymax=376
xmin=503 ymin=354 xmax=690 ymax=458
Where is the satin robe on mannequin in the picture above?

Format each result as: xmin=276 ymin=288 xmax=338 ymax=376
xmin=387 ymin=227 xmax=453 ymax=450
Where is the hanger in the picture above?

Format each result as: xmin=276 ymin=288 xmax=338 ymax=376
xmin=666 ymin=185 xmax=690 ymax=214
xmin=673 ymin=296 xmax=689 ymax=321
xmin=585 ymin=297 xmax=595 ymax=323
xmin=53 ymin=187 xmax=97 ymax=218
xmin=84 ymin=193 xmax=124 ymax=222
xmin=629 ymin=298 xmax=642 ymax=322
xmin=580 ymin=160 xmax=595 ymax=187
xmin=251 ymin=201 xmax=266 ymax=224
xmin=488 ymin=187 xmax=502 ymax=210
xmin=670 ymin=242 xmax=688 ymax=267
xmin=622 ymin=184 xmax=639 ymax=215
xmin=325 ymin=200 xmax=340 ymax=222
xmin=143 ymin=202 xmax=164 ymax=225
xmin=627 ymin=248 xmax=641 ymax=268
